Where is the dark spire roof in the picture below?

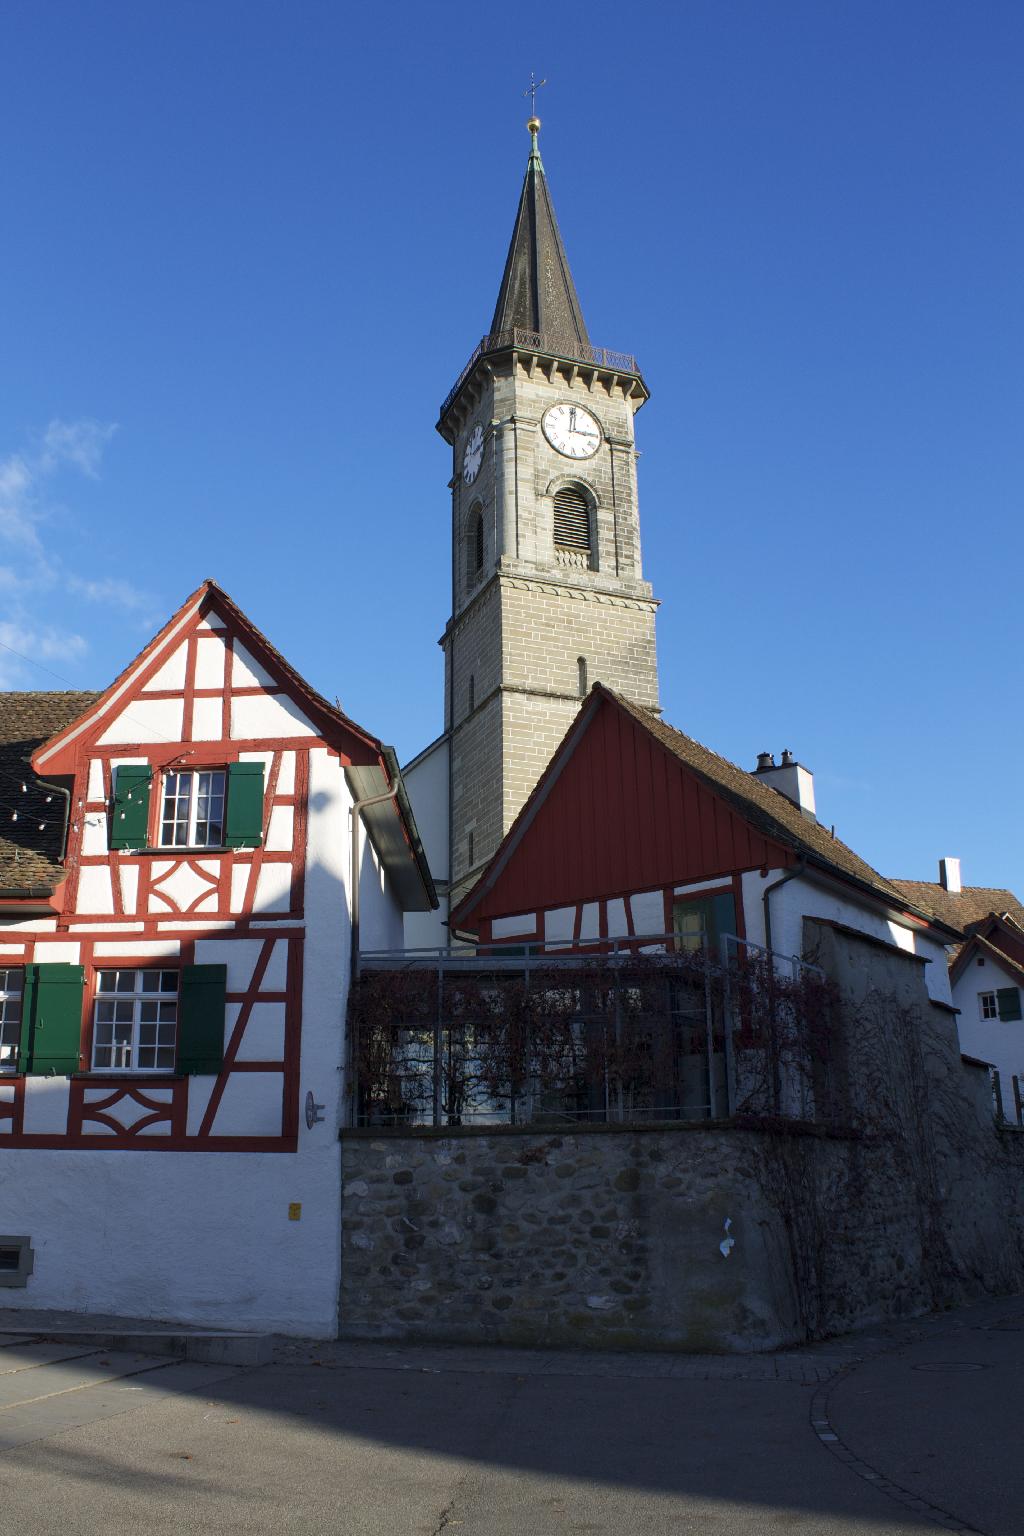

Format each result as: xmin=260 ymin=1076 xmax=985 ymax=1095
xmin=489 ymin=121 xmax=590 ymax=351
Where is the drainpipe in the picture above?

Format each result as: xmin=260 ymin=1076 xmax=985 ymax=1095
xmin=349 ymin=773 xmax=398 ymax=984
xmin=762 ymin=856 xmax=808 ymax=957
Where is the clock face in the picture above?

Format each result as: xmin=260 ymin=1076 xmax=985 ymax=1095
xmin=542 ymin=403 xmax=602 ymax=460
xmin=462 ymin=423 xmax=485 ymax=485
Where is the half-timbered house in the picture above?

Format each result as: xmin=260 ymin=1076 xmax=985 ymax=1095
xmin=0 ymin=579 xmax=435 ymax=1333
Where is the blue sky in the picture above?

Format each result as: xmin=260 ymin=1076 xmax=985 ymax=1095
xmin=1 ymin=1 xmax=1021 ymax=889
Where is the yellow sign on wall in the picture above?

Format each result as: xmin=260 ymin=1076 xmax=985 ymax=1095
xmin=288 ymin=1203 xmax=302 ymax=1221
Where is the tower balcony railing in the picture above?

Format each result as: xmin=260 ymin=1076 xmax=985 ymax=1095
xmin=441 ymin=328 xmax=641 ymax=418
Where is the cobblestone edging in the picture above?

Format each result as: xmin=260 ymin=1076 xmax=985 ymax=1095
xmin=809 ymin=1371 xmax=982 ymax=1534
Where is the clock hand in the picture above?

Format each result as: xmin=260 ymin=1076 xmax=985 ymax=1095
xmin=569 ymin=407 xmax=577 ymax=432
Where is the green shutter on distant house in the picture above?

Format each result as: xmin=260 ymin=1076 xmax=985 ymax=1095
xmin=24 ymin=963 xmax=85 ymax=1075
xmin=110 ymin=765 xmax=152 ymax=849
xmin=18 ymin=966 xmax=36 ymax=1073
xmin=224 ymin=761 xmax=264 ymax=848
xmin=997 ymin=987 xmax=1022 ymax=1021
xmin=176 ymin=964 xmax=227 ymax=1075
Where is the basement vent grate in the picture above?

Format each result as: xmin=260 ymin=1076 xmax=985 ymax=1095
xmin=553 ymin=486 xmax=590 ymax=553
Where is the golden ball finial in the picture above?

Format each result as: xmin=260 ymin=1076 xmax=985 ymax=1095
xmin=527 ymin=115 xmax=541 ymax=135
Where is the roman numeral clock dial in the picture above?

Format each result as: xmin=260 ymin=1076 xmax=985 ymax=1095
xmin=463 ymin=423 xmax=485 ymax=485
xmin=542 ymin=403 xmax=602 ymax=459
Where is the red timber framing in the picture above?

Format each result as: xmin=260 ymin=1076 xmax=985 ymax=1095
xmin=2 ymin=579 xmax=401 ymax=1152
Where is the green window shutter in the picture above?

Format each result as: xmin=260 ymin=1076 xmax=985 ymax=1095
xmin=17 ymin=966 xmax=36 ymax=1073
xmin=224 ymin=761 xmax=264 ymax=848
xmin=110 ymin=765 xmax=152 ymax=850
xmin=997 ymin=987 xmax=1022 ymax=1021
xmin=24 ymin=963 xmax=84 ymax=1075
xmin=176 ymin=964 xmax=227 ymax=1075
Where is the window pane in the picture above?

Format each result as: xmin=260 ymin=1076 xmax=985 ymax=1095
xmin=155 ymin=1045 xmax=175 ymax=1069
xmin=115 ymin=972 xmax=136 ymax=993
xmin=93 ymin=1045 xmax=112 ymax=1068
xmin=158 ymin=1002 xmax=177 ymax=1023
xmin=141 ymin=973 xmax=161 ymax=993
xmin=160 ymin=972 xmax=178 ymax=993
xmin=97 ymin=972 xmax=118 ymax=993
xmin=140 ymin=1002 xmax=159 ymax=1023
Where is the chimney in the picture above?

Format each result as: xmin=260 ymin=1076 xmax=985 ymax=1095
xmin=753 ymin=749 xmax=817 ymax=822
xmin=939 ymin=857 xmax=962 ymax=895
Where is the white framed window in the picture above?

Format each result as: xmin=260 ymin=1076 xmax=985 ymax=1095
xmin=0 ymin=970 xmax=23 ymax=1071
xmin=980 ymin=992 xmax=999 ymax=1020
xmin=92 ymin=970 xmax=178 ymax=1071
xmin=160 ymin=770 xmax=226 ymax=848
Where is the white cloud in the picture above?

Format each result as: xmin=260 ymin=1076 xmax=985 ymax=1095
xmin=0 ymin=418 xmax=125 ymax=686
xmin=66 ymin=574 xmax=157 ymax=619
xmin=39 ymin=418 xmax=118 ymax=479
xmin=0 ymin=617 xmax=88 ymax=688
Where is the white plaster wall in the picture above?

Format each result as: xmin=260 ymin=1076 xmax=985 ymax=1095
xmin=953 ymin=953 xmax=1024 ymax=1114
xmin=402 ymin=738 xmax=449 ymax=883
xmin=0 ymin=1147 xmax=344 ymax=1335
xmin=403 ymin=906 xmax=450 ymax=951
xmin=98 ymin=697 xmax=184 ymax=745
xmin=740 ymin=870 xmax=954 ymax=1004
xmin=359 ymin=833 xmax=405 ymax=952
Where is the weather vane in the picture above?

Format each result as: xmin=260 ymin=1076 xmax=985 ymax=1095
xmin=523 ymin=72 xmax=547 ymax=117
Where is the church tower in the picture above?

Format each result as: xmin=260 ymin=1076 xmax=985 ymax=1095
xmin=435 ymin=117 xmax=660 ymax=913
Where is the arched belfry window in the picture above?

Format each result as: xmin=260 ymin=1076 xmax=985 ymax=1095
xmin=466 ymin=504 xmax=484 ymax=585
xmin=553 ymin=484 xmax=592 ymax=569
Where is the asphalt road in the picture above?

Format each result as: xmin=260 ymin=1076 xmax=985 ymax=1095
xmin=0 ymin=1300 xmax=1021 ymax=1534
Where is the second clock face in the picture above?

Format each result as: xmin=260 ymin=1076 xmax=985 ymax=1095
xmin=542 ymin=403 xmax=602 ymax=459
xmin=463 ymin=423 xmax=485 ymax=484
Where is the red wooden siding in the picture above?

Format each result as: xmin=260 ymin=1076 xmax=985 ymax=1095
xmin=473 ymin=696 xmax=792 ymax=921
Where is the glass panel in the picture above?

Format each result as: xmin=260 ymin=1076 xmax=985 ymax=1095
xmin=155 ymin=1045 xmax=175 ymax=1069
xmin=97 ymin=972 xmax=119 ymax=993
xmin=140 ymin=1002 xmax=159 ymax=1022
xmin=160 ymin=972 xmax=178 ymax=993
xmin=141 ymin=973 xmax=161 ymax=993
xmin=115 ymin=972 xmax=136 ymax=993
xmin=139 ymin=1023 xmax=157 ymax=1046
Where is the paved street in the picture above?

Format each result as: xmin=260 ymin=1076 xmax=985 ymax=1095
xmin=0 ymin=1298 xmax=1021 ymax=1534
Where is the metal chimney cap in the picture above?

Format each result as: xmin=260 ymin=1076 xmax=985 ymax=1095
xmin=755 ymin=752 xmax=775 ymax=772
xmin=780 ymin=749 xmax=796 ymax=767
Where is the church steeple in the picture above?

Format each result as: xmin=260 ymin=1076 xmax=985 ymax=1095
xmin=489 ymin=118 xmax=590 ymax=350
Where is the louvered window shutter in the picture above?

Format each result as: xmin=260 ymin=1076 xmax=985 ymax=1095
xmin=553 ymin=486 xmax=591 ymax=553
xmin=224 ymin=761 xmax=265 ymax=848
xmin=110 ymin=766 xmax=152 ymax=849
xmin=24 ymin=963 xmax=84 ymax=1075
xmin=176 ymin=964 xmax=227 ymax=1074
xmin=997 ymin=987 xmax=1022 ymax=1021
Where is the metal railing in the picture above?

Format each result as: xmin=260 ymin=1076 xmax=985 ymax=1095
xmin=440 ymin=329 xmax=642 ymax=418
xmin=350 ymin=933 xmax=827 ymax=1131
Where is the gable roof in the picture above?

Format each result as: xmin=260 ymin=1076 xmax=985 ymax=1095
xmin=951 ymin=931 xmax=1024 ymax=989
xmin=19 ymin=581 xmax=436 ymax=912
xmin=452 ymin=686 xmax=960 ymax=937
xmin=887 ymin=879 xmax=1024 ymax=936
xmin=0 ymin=691 xmax=99 ymax=895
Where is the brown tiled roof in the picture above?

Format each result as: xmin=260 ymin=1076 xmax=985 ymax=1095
xmin=0 ymin=691 xmax=99 ymax=893
xmin=609 ymin=692 xmax=960 ymax=933
xmin=887 ymin=879 xmax=1024 ymax=935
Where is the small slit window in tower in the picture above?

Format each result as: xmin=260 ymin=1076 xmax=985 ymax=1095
xmin=468 ymin=507 xmax=484 ymax=583
xmin=553 ymin=485 xmax=591 ymax=567
xmin=468 ymin=674 xmax=475 ymax=714
xmin=577 ymin=657 xmax=588 ymax=698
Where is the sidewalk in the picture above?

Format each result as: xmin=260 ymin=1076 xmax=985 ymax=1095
xmin=1 ymin=1293 xmax=1021 ymax=1534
